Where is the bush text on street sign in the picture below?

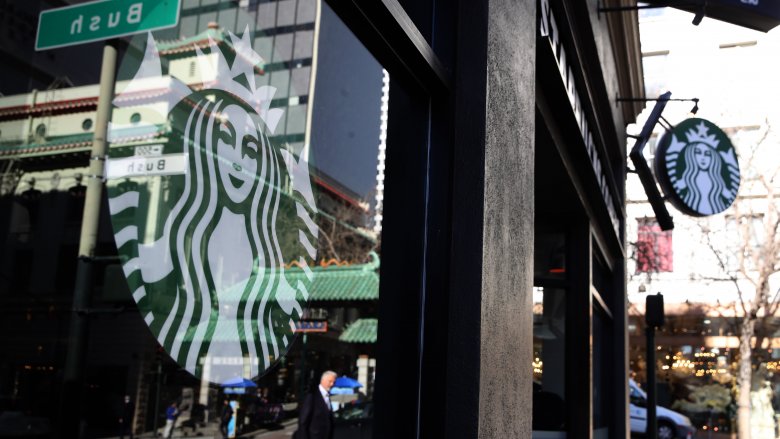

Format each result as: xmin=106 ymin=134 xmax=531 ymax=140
xmin=36 ymin=0 xmax=181 ymax=51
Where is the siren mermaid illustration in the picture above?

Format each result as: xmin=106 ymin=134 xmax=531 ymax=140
xmin=680 ymin=141 xmax=728 ymax=215
xmin=663 ymin=120 xmax=740 ymax=217
xmin=106 ymin=30 xmax=318 ymax=382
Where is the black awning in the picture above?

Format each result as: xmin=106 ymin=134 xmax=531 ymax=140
xmin=646 ymin=0 xmax=780 ymax=32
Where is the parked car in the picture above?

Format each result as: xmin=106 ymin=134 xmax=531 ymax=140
xmin=333 ymin=401 xmax=373 ymax=439
xmin=629 ymin=379 xmax=695 ymax=439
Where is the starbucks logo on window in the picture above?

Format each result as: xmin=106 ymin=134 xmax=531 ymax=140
xmin=106 ymin=29 xmax=318 ymax=383
xmin=654 ymin=118 xmax=740 ymax=217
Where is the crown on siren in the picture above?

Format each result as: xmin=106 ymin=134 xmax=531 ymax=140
xmin=685 ymin=121 xmax=720 ymax=149
xmin=114 ymin=25 xmax=284 ymax=133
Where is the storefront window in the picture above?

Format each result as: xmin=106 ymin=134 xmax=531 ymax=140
xmin=0 ymin=1 xmax=387 ymax=437
xmin=533 ymin=232 xmax=566 ymax=435
xmin=593 ymin=303 xmax=612 ymax=439
xmin=533 ymin=285 xmax=566 ymax=434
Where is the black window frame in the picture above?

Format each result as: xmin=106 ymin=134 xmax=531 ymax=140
xmin=322 ymin=1 xmax=457 ymax=437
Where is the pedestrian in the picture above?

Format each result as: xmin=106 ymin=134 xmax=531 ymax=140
xmin=162 ymin=401 xmax=178 ymax=438
xmin=119 ymin=395 xmax=135 ymax=439
xmin=295 ymin=370 xmax=336 ymax=439
xmin=220 ymin=399 xmax=234 ymax=439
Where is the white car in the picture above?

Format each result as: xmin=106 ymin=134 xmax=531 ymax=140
xmin=629 ymin=379 xmax=696 ymax=439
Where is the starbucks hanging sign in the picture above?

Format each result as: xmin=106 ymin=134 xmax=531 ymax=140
xmin=654 ymin=118 xmax=740 ymax=217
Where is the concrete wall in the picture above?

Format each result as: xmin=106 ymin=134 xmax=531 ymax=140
xmin=479 ymin=0 xmax=536 ymax=437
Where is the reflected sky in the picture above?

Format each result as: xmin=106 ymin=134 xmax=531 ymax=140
xmin=309 ymin=4 xmax=383 ymax=201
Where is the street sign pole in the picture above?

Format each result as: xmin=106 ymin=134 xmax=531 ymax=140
xmin=35 ymin=1 xmax=181 ymax=436
xmin=645 ymin=293 xmax=665 ymax=439
xmin=58 ymin=39 xmax=118 ymax=439
xmin=646 ymin=325 xmax=657 ymax=439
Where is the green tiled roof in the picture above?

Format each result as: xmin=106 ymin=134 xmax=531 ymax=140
xmin=286 ymin=252 xmax=379 ymax=302
xmin=339 ymin=318 xmax=378 ymax=344
xmin=307 ymin=267 xmax=378 ymax=300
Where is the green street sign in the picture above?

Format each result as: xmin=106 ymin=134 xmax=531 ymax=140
xmin=36 ymin=0 xmax=181 ymax=51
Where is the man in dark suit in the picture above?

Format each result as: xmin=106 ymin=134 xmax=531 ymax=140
xmin=118 ymin=395 xmax=135 ymax=439
xmin=296 ymin=370 xmax=337 ymax=439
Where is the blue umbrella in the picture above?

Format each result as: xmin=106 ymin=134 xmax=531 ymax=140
xmin=221 ymin=377 xmax=258 ymax=388
xmin=333 ymin=376 xmax=362 ymax=389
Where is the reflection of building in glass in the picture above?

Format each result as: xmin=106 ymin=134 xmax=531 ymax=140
xmin=373 ymin=69 xmax=389 ymax=235
xmin=0 ymin=1 xmax=384 ymax=436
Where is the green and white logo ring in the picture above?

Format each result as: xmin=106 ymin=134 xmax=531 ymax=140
xmin=654 ymin=118 xmax=740 ymax=217
xmin=106 ymin=30 xmax=318 ymax=383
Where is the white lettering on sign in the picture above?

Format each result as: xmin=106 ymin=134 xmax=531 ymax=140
xmin=128 ymin=3 xmax=143 ymax=23
xmin=106 ymin=153 xmax=187 ymax=179
xmin=539 ymin=0 xmax=621 ymax=239
xmin=741 ymin=0 xmax=759 ymax=5
xmin=69 ymin=3 xmax=143 ymax=35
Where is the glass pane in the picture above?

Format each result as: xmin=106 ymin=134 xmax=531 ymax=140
xmin=533 ymin=286 xmax=566 ymax=434
xmin=534 ymin=232 xmax=566 ymax=281
xmin=0 ymin=1 xmax=388 ymax=438
xmin=593 ymin=305 xmax=612 ymax=436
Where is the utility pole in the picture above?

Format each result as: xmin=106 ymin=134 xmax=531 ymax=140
xmin=59 ymin=39 xmax=117 ymax=439
xmin=153 ymin=359 xmax=163 ymax=435
xmin=299 ymin=333 xmax=308 ymax=402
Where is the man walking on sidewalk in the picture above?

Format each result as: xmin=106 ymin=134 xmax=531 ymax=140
xmin=118 ymin=395 xmax=135 ymax=439
xmin=295 ymin=370 xmax=336 ymax=439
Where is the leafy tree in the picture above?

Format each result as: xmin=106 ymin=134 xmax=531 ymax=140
xmin=672 ymin=383 xmax=732 ymax=415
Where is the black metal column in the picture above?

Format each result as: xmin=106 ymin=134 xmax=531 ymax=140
xmin=566 ymin=222 xmax=593 ymax=439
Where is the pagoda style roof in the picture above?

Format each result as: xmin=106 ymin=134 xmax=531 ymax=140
xmin=339 ymin=318 xmax=378 ymax=344
xmin=0 ymin=24 xmax=264 ymax=122
xmin=176 ymin=254 xmax=380 ymax=345
xmin=153 ymin=23 xmax=265 ymax=75
xmin=288 ymin=252 xmax=380 ymax=302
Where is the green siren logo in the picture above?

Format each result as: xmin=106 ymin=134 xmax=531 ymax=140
xmin=106 ymin=30 xmax=318 ymax=383
xmin=655 ymin=118 xmax=740 ymax=217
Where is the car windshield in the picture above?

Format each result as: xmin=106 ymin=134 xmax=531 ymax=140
xmin=629 ymin=382 xmax=647 ymax=400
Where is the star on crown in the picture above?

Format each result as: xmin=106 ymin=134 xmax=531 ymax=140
xmin=685 ymin=121 xmax=719 ymax=149
xmin=197 ymin=25 xmax=283 ymax=132
xmin=114 ymin=26 xmax=283 ymax=134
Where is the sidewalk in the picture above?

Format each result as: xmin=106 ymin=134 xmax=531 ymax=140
xmin=109 ymin=418 xmax=297 ymax=439
xmin=693 ymin=432 xmax=733 ymax=439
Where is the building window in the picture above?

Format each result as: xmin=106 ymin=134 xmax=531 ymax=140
xmin=642 ymin=50 xmax=669 ymax=98
xmin=635 ymin=217 xmax=673 ymax=273
xmin=34 ymin=123 xmax=46 ymax=140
